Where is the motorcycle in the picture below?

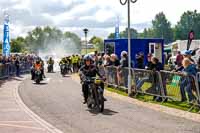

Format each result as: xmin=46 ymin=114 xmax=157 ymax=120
xmin=60 ymin=64 xmax=67 ymax=77
xmin=34 ymin=69 xmax=42 ymax=84
xmin=66 ymin=64 xmax=72 ymax=74
xmin=85 ymin=77 xmax=104 ymax=112
xmin=47 ymin=64 xmax=53 ymax=73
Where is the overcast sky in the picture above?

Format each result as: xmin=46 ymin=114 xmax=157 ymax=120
xmin=0 ymin=0 xmax=200 ymax=39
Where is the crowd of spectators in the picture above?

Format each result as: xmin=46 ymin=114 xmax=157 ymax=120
xmin=0 ymin=54 xmax=36 ymax=77
xmin=88 ymin=50 xmax=200 ymax=103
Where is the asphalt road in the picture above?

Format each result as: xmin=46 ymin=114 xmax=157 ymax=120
xmin=19 ymin=72 xmax=200 ymax=133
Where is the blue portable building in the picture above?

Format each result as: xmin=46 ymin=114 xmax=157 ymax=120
xmin=104 ymin=38 xmax=164 ymax=67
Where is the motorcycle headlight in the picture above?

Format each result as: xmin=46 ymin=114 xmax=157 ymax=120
xmin=95 ymin=79 xmax=101 ymax=85
xmin=36 ymin=71 xmax=41 ymax=74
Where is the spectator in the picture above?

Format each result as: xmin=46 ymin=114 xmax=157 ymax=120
xmin=176 ymin=51 xmax=184 ymax=67
xmin=180 ymin=58 xmax=197 ymax=103
xmin=15 ymin=57 xmax=20 ymax=77
xmin=104 ymin=55 xmax=112 ymax=67
xmin=120 ymin=51 xmax=128 ymax=68
xmin=147 ymin=57 xmax=164 ymax=101
xmin=146 ymin=53 xmax=153 ymax=69
xmin=110 ymin=54 xmax=120 ymax=85
xmin=110 ymin=54 xmax=120 ymax=67
xmin=147 ymin=57 xmax=163 ymax=71
xmin=135 ymin=52 xmax=144 ymax=69
xmin=119 ymin=51 xmax=128 ymax=87
xmin=182 ymin=50 xmax=196 ymax=64
xmin=97 ymin=55 xmax=104 ymax=66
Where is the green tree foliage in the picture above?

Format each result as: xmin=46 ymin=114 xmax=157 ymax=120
xmin=139 ymin=28 xmax=155 ymax=38
xmin=152 ymin=12 xmax=173 ymax=43
xmin=10 ymin=26 xmax=81 ymax=53
xmin=107 ymin=28 xmax=138 ymax=39
xmin=64 ymin=31 xmax=81 ymax=52
xmin=120 ymin=28 xmax=138 ymax=39
xmin=107 ymin=33 xmax=115 ymax=39
xmin=174 ymin=10 xmax=200 ymax=40
xmin=89 ymin=36 xmax=104 ymax=51
xmin=10 ymin=37 xmax=26 ymax=53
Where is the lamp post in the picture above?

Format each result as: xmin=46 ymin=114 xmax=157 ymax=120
xmin=83 ymin=28 xmax=89 ymax=54
xmin=120 ymin=0 xmax=137 ymax=96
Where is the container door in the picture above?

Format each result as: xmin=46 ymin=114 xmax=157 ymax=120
xmin=149 ymin=43 xmax=162 ymax=63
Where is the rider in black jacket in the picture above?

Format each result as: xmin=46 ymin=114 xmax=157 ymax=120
xmin=79 ymin=55 xmax=105 ymax=104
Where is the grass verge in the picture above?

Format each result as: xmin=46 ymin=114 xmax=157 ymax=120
xmin=106 ymin=87 xmax=200 ymax=113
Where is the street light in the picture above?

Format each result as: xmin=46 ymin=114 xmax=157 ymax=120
xmin=83 ymin=28 xmax=89 ymax=54
xmin=120 ymin=0 xmax=138 ymax=96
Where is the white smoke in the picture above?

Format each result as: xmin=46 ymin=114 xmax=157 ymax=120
xmin=38 ymin=38 xmax=80 ymax=72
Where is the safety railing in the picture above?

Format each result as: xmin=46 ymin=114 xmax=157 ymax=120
xmin=103 ymin=66 xmax=200 ymax=111
xmin=0 ymin=62 xmax=31 ymax=79
xmin=133 ymin=69 xmax=165 ymax=99
xmin=103 ymin=66 xmax=136 ymax=92
xmin=160 ymin=71 xmax=200 ymax=104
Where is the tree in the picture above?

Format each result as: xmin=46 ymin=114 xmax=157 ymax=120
xmin=10 ymin=37 xmax=26 ymax=53
xmin=107 ymin=28 xmax=138 ymax=39
xmin=120 ymin=28 xmax=138 ymax=38
xmin=174 ymin=10 xmax=200 ymax=40
xmin=23 ymin=26 xmax=81 ymax=53
xmin=139 ymin=28 xmax=155 ymax=38
xmin=152 ymin=12 xmax=173 ymax=43
xmin=107 ymin=33 xmax=115 ymax=39
xmin=64 ymin=31 xmax=81 ymax=52
xmin=89 ymin=36 xmax=104 ymax=51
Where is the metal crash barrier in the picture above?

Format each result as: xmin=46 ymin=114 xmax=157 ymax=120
xmin=133 ymin=69 xmax=165 ymax=98
xmin=104 ymin=66 xmax=135 ymax=91
xmin=160 ymin=71 xmax=200 ymax=105
xmin=0 ymin=62 xmax=31 ymax=79
xmin=103 ymin=66 xmax=200 ymax=111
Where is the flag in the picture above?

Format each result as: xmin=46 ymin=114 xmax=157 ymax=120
xmin=3 ymin=14 xmax=10 ymax=57
xmin=115 ymin=17 xmax=120 ymax=39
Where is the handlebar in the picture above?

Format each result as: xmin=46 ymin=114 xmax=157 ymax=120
xmin=83 ymin=77 xmax=105 ymax=83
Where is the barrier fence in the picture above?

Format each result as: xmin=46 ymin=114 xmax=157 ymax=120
xmin=0 ymin=62 xmax=31 ymax=79
xmin=104 ymin=66 xmax=200 ymax=110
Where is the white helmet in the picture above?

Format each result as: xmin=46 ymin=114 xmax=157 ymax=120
xmin=121 ymin=51 xmax=127 ymax=57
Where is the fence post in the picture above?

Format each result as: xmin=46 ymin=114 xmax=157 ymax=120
xmin=157 ymin=71 xmax=167 ymax=102
xmin=130 ymin=68 xmax=137 ymax=95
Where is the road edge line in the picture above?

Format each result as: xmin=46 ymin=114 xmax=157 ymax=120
xmin=14 ymin=78 xmax=64 ymax=133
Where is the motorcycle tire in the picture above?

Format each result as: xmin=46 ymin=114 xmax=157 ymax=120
xmin=97 ymin=89 xmax=104 ymax=112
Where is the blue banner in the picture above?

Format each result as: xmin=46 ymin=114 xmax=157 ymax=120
xmin=3 ymin=15 xmax=10 ymax=57
xmin=115 ymin=17 xmax=120 ymax=39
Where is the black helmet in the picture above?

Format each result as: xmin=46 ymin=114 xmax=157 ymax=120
xmin=36 ymin=60 xmax=40 ymax=64
xmin=84 ymin=54 xmax=92 ymax=61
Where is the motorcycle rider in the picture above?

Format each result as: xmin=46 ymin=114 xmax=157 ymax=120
xmin=39 ymin=58 xmax=46 ymax=78
xmin=59 ymin=57 xmax=67 ymax=73
xmin=33 ymin=60 xmax=43 ymax=80
xmin=47 ymin=57 xmax=54 ymax=72
xmin=65 ymin=56 xmax=73 ymax=73
xmin=79 ymin=55 xmax=106 ymax=104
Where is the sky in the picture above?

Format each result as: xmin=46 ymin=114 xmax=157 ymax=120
xmin=0 ymin=0 xmax=200 ymax=39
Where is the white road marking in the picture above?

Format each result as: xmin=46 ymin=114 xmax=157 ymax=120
xmin=0 ymin=123 xmax=45 ymax=130
xmin=0 ymin=121 xmax=33 ymax=123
